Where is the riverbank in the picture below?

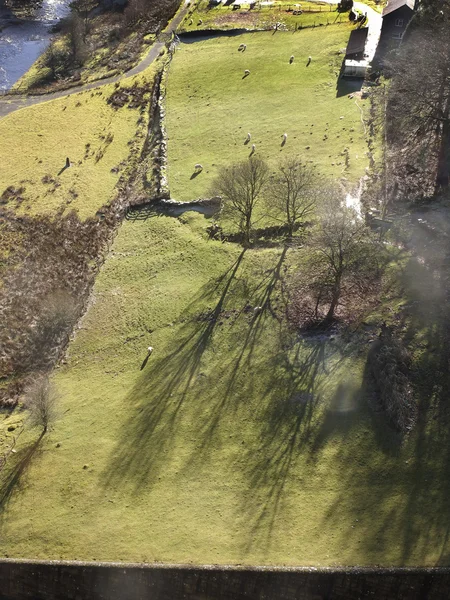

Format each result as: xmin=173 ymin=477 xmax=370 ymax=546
xmin=0 ymin=0 xmax=70 ymax=91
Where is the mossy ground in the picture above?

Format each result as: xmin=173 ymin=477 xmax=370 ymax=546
xmin=166 ymin=27 xmax=367 ymax=201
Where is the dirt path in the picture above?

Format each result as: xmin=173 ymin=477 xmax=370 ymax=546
xmin=0 ymin=1 xmax=191 ymax=120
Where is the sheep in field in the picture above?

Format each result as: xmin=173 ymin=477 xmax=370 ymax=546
xmin=251 ymin=143 xmax=256 ymax=152
xmin=246 ymin=132 xmax=251 ymax=142
xmin=289 ymin=55 xmax=294 ymax=64
xmin=194 ymin=163 xmax=203 ymax=172
xmin=282 ymin=133 xmax=288 ymax=143
xmin=244 ymin=69 xmax=250 ymax=76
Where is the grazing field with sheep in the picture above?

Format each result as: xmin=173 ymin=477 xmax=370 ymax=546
xmin=166 ymin=26 xmax=368 ymax=202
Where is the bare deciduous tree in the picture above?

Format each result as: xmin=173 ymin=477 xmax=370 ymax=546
xmin=25 ymin=379 xmax=59 ymax=435
xmin=288 ymin=189 xmax=381 ymax=326
xmin=267 ymin=157 xmax=320 ymax=236
xmin=310 ymin=190 xmax=380 ymax=323
xmin=69 ymin=12 xmax=89 ymax=65
xmin=213 ymin=158 xmax=269 ymax=246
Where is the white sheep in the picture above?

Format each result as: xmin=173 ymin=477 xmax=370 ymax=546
xmin=198 ymin=18 xmax=203 ymax=24
xmin=244 ymin=69 xmax=250 ymax=76
xmin=246 ymin=132 xmax=251 ymax=142
xmin=194 ymin=163 xmax=203 ymax=171
xmin=282 ymin=133 xmax=288 ymax=142
xmin=251 ymin=143 xmax=256 ymax=152
xmin=289 ymin=55 xmax=294 ymax=64
xmin=147 ymin=346 xmax=154 ymax=355
xmin=243 ymin=44 xmax=247 ymax=51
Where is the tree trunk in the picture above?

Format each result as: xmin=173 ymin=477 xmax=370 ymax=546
xmin=324 ymin=278 xmax=341 ymax=323
xmin=436 ymin=116 xmax=450 ymax=189
xmin=243 ymin=214 xmax=252 ymax=246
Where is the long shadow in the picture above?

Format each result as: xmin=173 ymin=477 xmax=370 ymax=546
xmin=191 ymin=246 xmax=290 ymax=451
xmin=101 ymin=250 xmax=247 ymax=493
xmin=0 ymin=432 xmax=44 ymax=521
xmin=240 ymin=334 xmax=344 ymax=554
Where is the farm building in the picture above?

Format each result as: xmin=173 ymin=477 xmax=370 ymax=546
xmin=343 ymin=27 xmax=369 ymax=78
xmin=345 ymin=27 xmax=369 ymax=60
xmin=380 ymin=0 xmax=416 ymax=44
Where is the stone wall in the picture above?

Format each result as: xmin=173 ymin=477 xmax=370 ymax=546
xmin=1 ymin=562 xmax=450 ymax=600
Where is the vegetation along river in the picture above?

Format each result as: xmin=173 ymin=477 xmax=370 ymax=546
xmin=0 ymin=0 xmax=70 ymax=90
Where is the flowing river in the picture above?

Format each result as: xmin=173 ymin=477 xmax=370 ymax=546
xmin=0 ymin=0 xmax=70 ymax=91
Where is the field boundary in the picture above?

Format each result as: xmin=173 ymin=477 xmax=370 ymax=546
xmin=1 ymin=559 xmax=450 ymax=600
xmin=1 ymin=558 xmax=450 ymax=572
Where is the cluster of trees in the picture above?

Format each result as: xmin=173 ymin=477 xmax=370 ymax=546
xmin=212 ymin=158 xmax=382 ymax=324
xmin=40 ymin=0 xmax=181 ymax=85
xmin=212 ymin=156 xmax=321 ymax=245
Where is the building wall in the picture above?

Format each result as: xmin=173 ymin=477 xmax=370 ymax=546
xmin=380 ymin=6 xmax=414 ymax=45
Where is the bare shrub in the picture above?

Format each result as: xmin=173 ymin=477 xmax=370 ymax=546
xmin=368 ymin=328 xmax=416 ymax=433
xmin=25 ymin=379 xmax=59 ymax=434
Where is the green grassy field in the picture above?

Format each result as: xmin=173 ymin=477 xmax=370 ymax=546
xmin=1 ymin=209 xmax=450 ymax=565
xmin=2 ymin=19 xmax=450 ymax=568
xmin=0 ymin=66 xmax=156 ymax=221
xmin=181 ymin=1 xmax=341 ymax=32
xmin=166 ymin=27 xmax=367 ymax=201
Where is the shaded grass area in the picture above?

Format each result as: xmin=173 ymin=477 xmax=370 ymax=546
xmin=0 ymin=65 xmax=156 ymax=221
xmin=2 ymin=211 xmax=450 ymax=565
xmin=181 ymin=1 xmax=343 ymax=32
xmin=166 ymin=27 xmax=368 ymax=201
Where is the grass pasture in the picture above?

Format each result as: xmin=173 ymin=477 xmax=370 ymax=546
xmin=1 ymin=211 xmax=450 ymax=565
xmin=0 ymin=66 xmax=156 ymax=221
xmin=3 ymin=9 xmax=450 ymax=570
xmin=166 ymin=26 xmax=368 ymax=201
xmin=181 ymin=1 xmax=343 ymax=33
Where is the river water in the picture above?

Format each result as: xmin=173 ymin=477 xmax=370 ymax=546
xmin=0 ymin=0 xmax=70 ymax=90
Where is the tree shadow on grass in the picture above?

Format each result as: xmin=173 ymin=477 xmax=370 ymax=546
xmin=189 ymin=246 xmax=290 ymax=452
xmin=101 ymin=250 xmax=248 ymax=493
xmin=101 ymin=247 xmax=293 ymax=494
xmin=0 ymin=432 xmax=44 ymax=524
xmin=238 ymin=329 xmax=367 ymax=554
